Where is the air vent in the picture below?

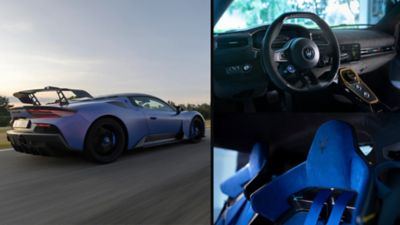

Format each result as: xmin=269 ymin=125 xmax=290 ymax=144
xmin=360 ymin=45 xmax=395 ymax=56
xmin=216 ymin=37 xmax=249 ymax=49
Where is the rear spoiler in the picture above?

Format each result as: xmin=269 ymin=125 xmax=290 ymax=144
xmin=13 ymin=86 xmax=93 ymax=106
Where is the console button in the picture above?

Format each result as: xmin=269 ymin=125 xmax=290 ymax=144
xmin=243 ymin=64 xmax=252 ymax=72
xmin=287 ymin=64 xmax=296 ymax=74
xmin=226 ymin=65 xmax=241 ymax=74
xmin=226 ymin=64 xmax=253 ymax=75
xmin=363 ymin=91 xmax=370 ymax=99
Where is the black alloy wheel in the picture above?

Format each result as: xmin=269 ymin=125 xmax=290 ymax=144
xmin=84 ymin=118 xmax=126 ymax=163
xmin=189 ymin=117 xmax=205 ymax=143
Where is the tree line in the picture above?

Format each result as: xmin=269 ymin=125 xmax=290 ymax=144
xmin=167 ymin=101 xmax=210 ymax=120
xmin=0 ymin=96 xmax=10 ymax=127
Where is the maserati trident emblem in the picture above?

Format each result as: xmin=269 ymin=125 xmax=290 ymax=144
xmin=303 ymin=47 xmax=315 ymax=60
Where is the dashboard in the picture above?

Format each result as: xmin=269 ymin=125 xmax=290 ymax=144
xmin=213 ymin=24 xmax=397 ymax=98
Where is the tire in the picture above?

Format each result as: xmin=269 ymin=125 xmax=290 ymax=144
xmin=189 ymin=117 xmax=205 ymax=143
xmin=84 ymin=118 xmax=126 ymax=163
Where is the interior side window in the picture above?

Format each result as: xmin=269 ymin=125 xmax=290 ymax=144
xmin=130 ymin=96 xmax=175 ymax=112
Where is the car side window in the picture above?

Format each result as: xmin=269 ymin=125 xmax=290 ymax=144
xmin=129 ymin=96 xmax=175 ymax=112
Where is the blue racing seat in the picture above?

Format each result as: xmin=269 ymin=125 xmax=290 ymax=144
xmin=216 ymin=143 xmax=267 ymax=225
xmin=250 ymin=120 xmax=370 ymax=225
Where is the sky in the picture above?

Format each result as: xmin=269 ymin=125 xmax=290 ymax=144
xmin=0 ymin=0 xmax=210 ymax=104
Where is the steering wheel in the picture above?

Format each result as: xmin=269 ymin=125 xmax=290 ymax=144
xmin=261 ymin=12 xmax=340 ymax=92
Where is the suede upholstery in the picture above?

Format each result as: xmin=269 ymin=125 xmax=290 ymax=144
xmin=250 ymin=120 xmax=370 ymax=224
xmin=217 ymin=143 xmax=267 ymax=225
xmin=220 ymin=143 xmax=267 ymax=198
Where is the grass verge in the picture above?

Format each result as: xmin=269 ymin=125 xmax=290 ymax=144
xmin=0 ymin=127 xmax=11 ymax=149
xmin=205 ymin=120 xmax=211 ymax=128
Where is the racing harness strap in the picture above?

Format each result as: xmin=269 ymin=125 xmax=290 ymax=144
xmin=224 ymin=194 xmax=255 ymax=225
xmin=225 ymin=195 xmax=247 ymax=225
xmin=304 ymin=189 xmax=332 ymax=225
xmin=326 ymin=191 xmax=354 ymax=225
xmin=303 ymin=190 xmax=355 ymax=225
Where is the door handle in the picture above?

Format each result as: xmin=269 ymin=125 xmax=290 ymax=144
xmin=150 ymin=117 xmax=157 ymax=120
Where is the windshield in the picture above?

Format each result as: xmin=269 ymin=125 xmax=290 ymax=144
xmin=215 ymin=0 xmax=397 ymax=33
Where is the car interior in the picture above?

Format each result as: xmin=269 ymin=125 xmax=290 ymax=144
xmin=212 ymin=1 xmax=400 ymax=225
xmin=130 ymin=96 xmax=175 ymax=111
xmin=214 ymin=113 xmax=400 ymax=225
xmin=213 ymin=0 xmax=400 ymax=113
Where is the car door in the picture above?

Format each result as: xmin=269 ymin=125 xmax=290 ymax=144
xmin=130 ymin=96 xmax=181 ymax=138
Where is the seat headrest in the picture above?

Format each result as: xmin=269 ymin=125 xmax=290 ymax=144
xmin=306 ymin=120 xmax=359 ymax=188
xmin=249 ymin=143 xmax=267 ymax=177
xmin=220 ymin=143 xmax=267 ymax=198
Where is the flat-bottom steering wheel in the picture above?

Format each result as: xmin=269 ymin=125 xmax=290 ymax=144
xmin=261 ymin=12 xmax=340 ymax=92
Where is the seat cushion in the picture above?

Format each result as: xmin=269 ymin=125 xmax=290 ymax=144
xmin=283 ymin=212 xmax=351 ymax=225
xmin=284 ymin=212 xmax=324 ymax=225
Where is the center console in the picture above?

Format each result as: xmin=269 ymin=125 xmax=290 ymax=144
xmin=339 ymin=68 xmax=379 ymax=105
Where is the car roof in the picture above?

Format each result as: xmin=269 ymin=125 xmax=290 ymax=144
xmin=93 ymin=93 xmax=163 ymax=100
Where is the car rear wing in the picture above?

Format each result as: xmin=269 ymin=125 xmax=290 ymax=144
xmin=13 ymin=86 xmax=93 ymax=106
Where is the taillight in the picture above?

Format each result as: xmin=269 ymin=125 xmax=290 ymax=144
xmin=35 ymin=123 xmax=52 ymax=128
xmin=33 ymin=123 xmax=59 ymax=133
xmin=27 ymin=109 xmax=75 ymax=118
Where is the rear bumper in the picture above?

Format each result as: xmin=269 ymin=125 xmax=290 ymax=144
xmin=7 ymin=130 xmax=71 ymax=156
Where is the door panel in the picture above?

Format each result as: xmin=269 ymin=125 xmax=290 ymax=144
xmin=144 ymin=110 xmax=181 ymax=135
xmin=130 ymin=96 xmax=181 ymax=136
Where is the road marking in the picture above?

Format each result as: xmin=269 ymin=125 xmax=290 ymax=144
xmin=0 ymin=148 xmax=12 ymax=152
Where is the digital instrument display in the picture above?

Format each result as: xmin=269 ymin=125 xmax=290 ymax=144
xmin=340 ymin=43 xmax=360 ymax=62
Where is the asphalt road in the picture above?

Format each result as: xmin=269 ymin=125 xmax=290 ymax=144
xmin=0 ymin=130 xmax=210 ymax=225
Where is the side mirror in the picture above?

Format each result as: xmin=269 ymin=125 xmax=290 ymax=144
xmin=176 ymin=106 xmax=182 ymax=115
